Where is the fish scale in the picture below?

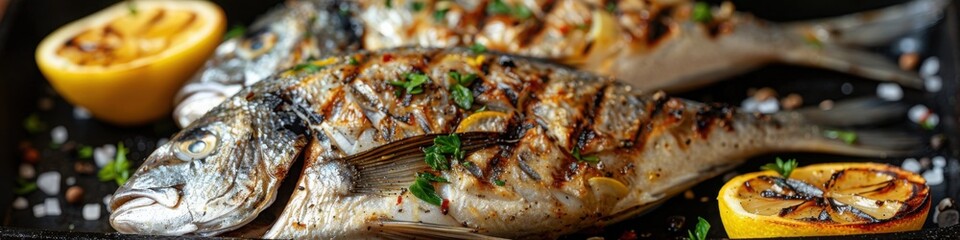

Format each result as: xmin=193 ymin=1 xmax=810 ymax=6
xmin=107 ymin=47 xmax=922 ymax=238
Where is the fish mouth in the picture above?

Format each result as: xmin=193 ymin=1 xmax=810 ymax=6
xmin=109 ymin=187 xmax=198 ymax=235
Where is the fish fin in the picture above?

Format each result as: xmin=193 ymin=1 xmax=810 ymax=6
xmin=767 ymin=99 xmax=924 ymax=157
xmin=778 ymin=45 xmax=923 ymax=89
xmin=773 ymin=0 xmax=949 ymax=89
xmin=784 ymin=0 xmax=948 ymax=46
xmin=600 ymin=162 xmax=741 ymax=224
xmin=377 ymin=220 xmax=508 ymax=240
xmin=344 ymin=132 xmax=514 ymax=195
xmin=795 ymin=97 xmax=908 ymax=127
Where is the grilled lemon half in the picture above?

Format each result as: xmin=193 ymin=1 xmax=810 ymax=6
xmin=36 ymin=0 xmax=224 ymax=125
xmin=719 ymin=162 xmax=930 ymax=238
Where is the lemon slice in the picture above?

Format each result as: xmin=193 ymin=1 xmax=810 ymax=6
xmin=36 ymin=0 xmax=225 ymax=125
xmin=588 ymin=177 xmax=629 ymax=200
xmin=719 ymin=163 xmax=930 ymax=238
xmin=456 ymin=111 xmax=511 ymax=133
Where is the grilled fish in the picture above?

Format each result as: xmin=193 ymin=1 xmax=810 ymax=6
xmin=111 ymin=48 xmax=919 ymax=237
xmin=172 ymin=0 xmax=947 ymax=127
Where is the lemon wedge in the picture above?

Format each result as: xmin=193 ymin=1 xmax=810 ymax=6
xmin=36 ymin=0 xmax=225 ymax=125
xmin=456 ymin=111 xmax=511 ymax=133
xmin=718 ymin=163 xmax=930 ymax=238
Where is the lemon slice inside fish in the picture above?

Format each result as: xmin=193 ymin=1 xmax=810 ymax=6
xmin=718 ymin=163 xmax=930 ymax=238
xmin=36 ymin=0 xmax=225 ymax=125
xmin=588 ymin=177 xmax=629 ymax=199
xmin=456 ymin=111 xmax=511 ymax=133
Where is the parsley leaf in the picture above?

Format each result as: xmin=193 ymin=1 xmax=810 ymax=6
xmin=572 ymin=146 xmax=599 ymax=163
xmin=423 ymin=134 xmax=464 ymax=170
xmin=824 ymin=130 xmax=857 ymax=145
xmin=410 ymin=176 xmax=443 ymax=206
xmin=486 ymin=0 xmax=511 ymax=15
xmin=349 ymin=57 xmax=360 ymax=65
xmin=470 ymin=43 xmax=487 ymax=54
xmin=293 ymin=63 xmax=324 ymax=73
xmin=605 ymin=2 xmax=617 ymax=13
xmin=451 ymin=84 xmax=473 ymax=109
xmin=417 ymin=172 xmax=449 ymax=183
xmin=434 ymin=8 xmax=449 ymax=22
xmin=77 ymin=145 xmax=93 ymax=159
xmin=761 ymin=157 xmax=798 ymax=178
xmin=224 ymin=25 xmax=247 ymax=40
xmin=390 ymin=73 xmax=430 ymax=96
xmin=98 ymin=142 xmax=132 ymax=185
xmin=692 ymin=2 xmax=712 ymax=23
xmin=385 ymin=0 xmax=393 ymax=8
xmin=493 ymin=179 xmax=506 ymax=186
xmin=14 ymin=179 xmax=37 ymax=195
xmin=687 ymin=217 xmax=710 ymax=240
xmin=410 ymin=1 xmax=424 ymax=11
xmin=424 ymin=146 xmax=450 ymax=171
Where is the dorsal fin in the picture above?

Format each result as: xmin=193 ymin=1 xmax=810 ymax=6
xmin=377 ymin=220 xmax=508 ymax=240
xmin=343 ymin=132 xmax=516 ymax=195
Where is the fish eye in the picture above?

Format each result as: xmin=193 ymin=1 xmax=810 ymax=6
xmin=174 ymin=131 xmax=219 ymax=161
xmin=238 ymin=31 xmax=277 ymax=59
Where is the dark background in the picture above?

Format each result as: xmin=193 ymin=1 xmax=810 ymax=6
xmin=1 ymin=0 xmax=958 ymax=238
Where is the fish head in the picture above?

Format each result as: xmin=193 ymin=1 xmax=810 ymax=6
xmin=173 ymin=1 xmax=321 ymax=128
xmin=110 ymin=100 xmax=302 ymax=236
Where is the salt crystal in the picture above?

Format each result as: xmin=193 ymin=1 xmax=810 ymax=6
xmin=44 ymin=198 xmax=61 ymax=216
xmin=921 ymin=56 xmax=940 ymax=77
xmin=19 ymin=163 xmax=35 ymax=179
xmin=33 ymin=204 xmax=46 ymax=218
xmin=13 ymin=197 xmax=28 ymax=210
xmin=898 ymin=37 xmax=920 ymax=53
xmin=923 ymin=168 xmax=944 ymax=185
xmin=94 ymin=144 xmax=116 ymax=168
xmin=37 ymin=172 xmax=61 ymax=195
xmin=841 ymin=83 xmax=854 ymax=95
xmin=925 ymin=75 xmax=942 ymax=92
xmin=908 ymin=105 xmax=930 ymax=123
xmin=902 ymin=158 xmax=921 ymax=173
xmin=50 ymin=126 xmax=68 ymax=145
xmin=73 ymin=107 xmax=92 ymax=120
xmin=82 ymin=204 xmax=101 ymax=221
xmin=933 ymin=156 xmax=947 ymax=168
xmin=741 ymin=98 xmax=759 ymax=112
xmin=876 ymin=83 xmax=903 ymax=101
xmin=756 ymin=98 xmax=780 ymax=114
xmin=65 ymin=177 xmax=76 ymax=186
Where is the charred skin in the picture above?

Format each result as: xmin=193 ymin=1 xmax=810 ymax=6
xmin=259 ymin=48 xmax=826 ymax=238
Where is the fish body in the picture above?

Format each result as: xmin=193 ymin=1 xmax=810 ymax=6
xmin=173 ymin=0 xmax=947 ymax=127
xmin=112 ymin=48 xmax=917 ymax=237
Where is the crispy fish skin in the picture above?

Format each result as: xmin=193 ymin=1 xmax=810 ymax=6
xmin=173 ymin=0 xmax=946 ymax=127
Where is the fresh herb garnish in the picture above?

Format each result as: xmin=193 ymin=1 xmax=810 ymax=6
xmin=14 ymin=179 xmax=37 ymax=195
xmin=224 ymin=25 xmax=247 ymax=40
xmin=77 ymin=145 xmax=94 ymax=159
xmin=293 ymin=62 xmax=324 ymax=73
xmin=433 ymin=8 xmax=449 ymax=22
xmin=23 ymin=113 xmax=46 ymax=134
xmin=417 ymin=172 xmax=449 ymax=183
xmin=390 ymin=73 xmax=430 ymax=97
xmin=824 ymin=130 xmax=857 ymax=144
xmin=761 ymin=157 xmax=798 ymax=178
xmin=692 ymin=2 xmax=712 ymax=23
xmin=572 ymin=146 xmax=599 ymax=163
xmin=385 ymin=0 xmax=393 ymax=8
xmin=409 ymin=174 xmax=443 ymax=206
xmin=348 ymin=57 xmax=360 ymax=65
xmin=493 ymin=179 xmax=506 ymax=186
xmin=687 ymin=217 xmax=710 ymax=240
xmin=487 ymin=0 xmax=532 ymax=19
xmin=470 ymin=43 xmax=487 ymax=54
xmin=448 ymin=71 xmax=478 ymax=109
xmin=423 ymin=134 xmax=463 ymax=170
xmin=605 ymin=2 xmax=617 ymax=13
xmin=410 ymin=1 xmax=425 ymax=11
xmin=98 ymin=142 xmax=132 ymax=185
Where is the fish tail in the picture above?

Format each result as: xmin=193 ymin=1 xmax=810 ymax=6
xmin=774 ymin=0 xmax=948 ymax=89
xmin=762 ymin=98 xmax=924 ymax=157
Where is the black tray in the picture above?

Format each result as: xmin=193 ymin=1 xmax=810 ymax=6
xmin=1 ymin=0 xmax=958 ymax=239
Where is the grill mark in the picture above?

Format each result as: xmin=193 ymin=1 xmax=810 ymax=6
xmin=645 ymin=7 xmax=673 ymax=47
xmin=574 ymin=83 xmax=610 ymax=150
xmin=693 ymin=103 xmax=736 ymax=139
